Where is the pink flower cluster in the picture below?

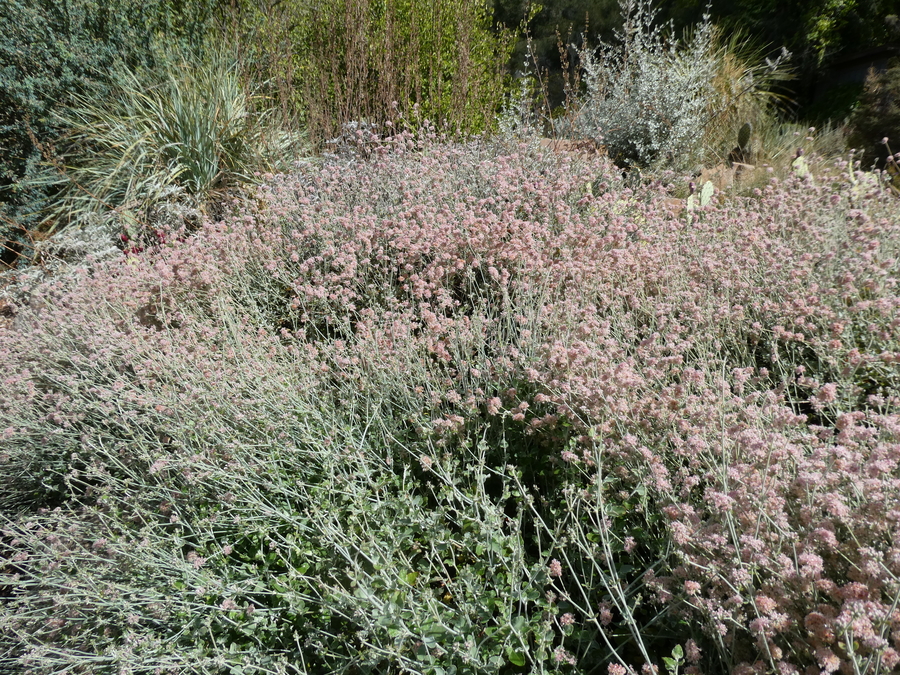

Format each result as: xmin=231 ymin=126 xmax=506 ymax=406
xmin=1 ymin=136 xmax=898 ymax=673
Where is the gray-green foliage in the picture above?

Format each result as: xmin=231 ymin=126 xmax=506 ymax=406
xmin=0 ymin=405 xmax=543 ymax=672
xmin=572 ymin=0 xmax=719 ymax=170
xmin=0 ymin=285 xmax=665 ymax=674
xmin=0 ymin=0 xmax=218 ymax=263
xmin=28 ymin=47 xmax=304 ymax=235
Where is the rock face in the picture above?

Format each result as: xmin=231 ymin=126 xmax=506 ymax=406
xmin=700 ymin=163 xmax=734 ymax=190
xmin=662 ymin=197 xmax=685 ymax=217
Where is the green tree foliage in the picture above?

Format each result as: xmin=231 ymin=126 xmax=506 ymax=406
xmin=848 ymin=58 xmax=900 ymax=165
xmin=656 ymin=0 xmax=899 ymax=66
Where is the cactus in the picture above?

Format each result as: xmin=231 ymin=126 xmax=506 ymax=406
xmin=737 ymin=122 xmax=752 ymax=154
xmin=791 ymin=148 xmax=809 ymax=178
xmin=729 ymin=122 xmax=753 ymax=165
xmin=686 ymin=179 xmax=714 ymax=225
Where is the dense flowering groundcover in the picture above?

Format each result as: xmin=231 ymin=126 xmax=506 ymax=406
xmin=1 ymin=135 xmax=899 ymax=675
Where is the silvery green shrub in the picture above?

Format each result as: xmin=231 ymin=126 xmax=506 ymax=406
xmin=572 ymin=0 xmax=718 ymax=171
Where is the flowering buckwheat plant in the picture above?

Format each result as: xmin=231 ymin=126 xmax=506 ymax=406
xmin=1 ymin=130 xmax=898 ymax=674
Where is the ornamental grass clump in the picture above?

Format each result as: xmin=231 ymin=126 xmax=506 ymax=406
xmin=1 ymin=132 xmax=899 ymax=674
xmin=29 ymin=45 xmax=304 ymax=237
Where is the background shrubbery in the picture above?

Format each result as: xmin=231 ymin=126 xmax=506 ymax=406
xmin=847 ymin=58 xmax=900 ymax=168
xmin=1 ymin=0 xmax=516 ymax=267
xmin=3 ymin=0 xmax=897 ymax=263
xmin=565 ymin=0 xmax=794 ymax=171
xmin=28 ymin=45 xmax=305 ymax=239
xmin=297 ymin=0 xmax=516 ymax=141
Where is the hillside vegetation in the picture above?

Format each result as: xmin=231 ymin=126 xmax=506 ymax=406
xmin=1 ymin=1 xmax=899 ymax=674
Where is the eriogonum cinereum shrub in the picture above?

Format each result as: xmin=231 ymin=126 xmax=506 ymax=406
xmin=1 ymin=134 xmax=899 ymax=674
